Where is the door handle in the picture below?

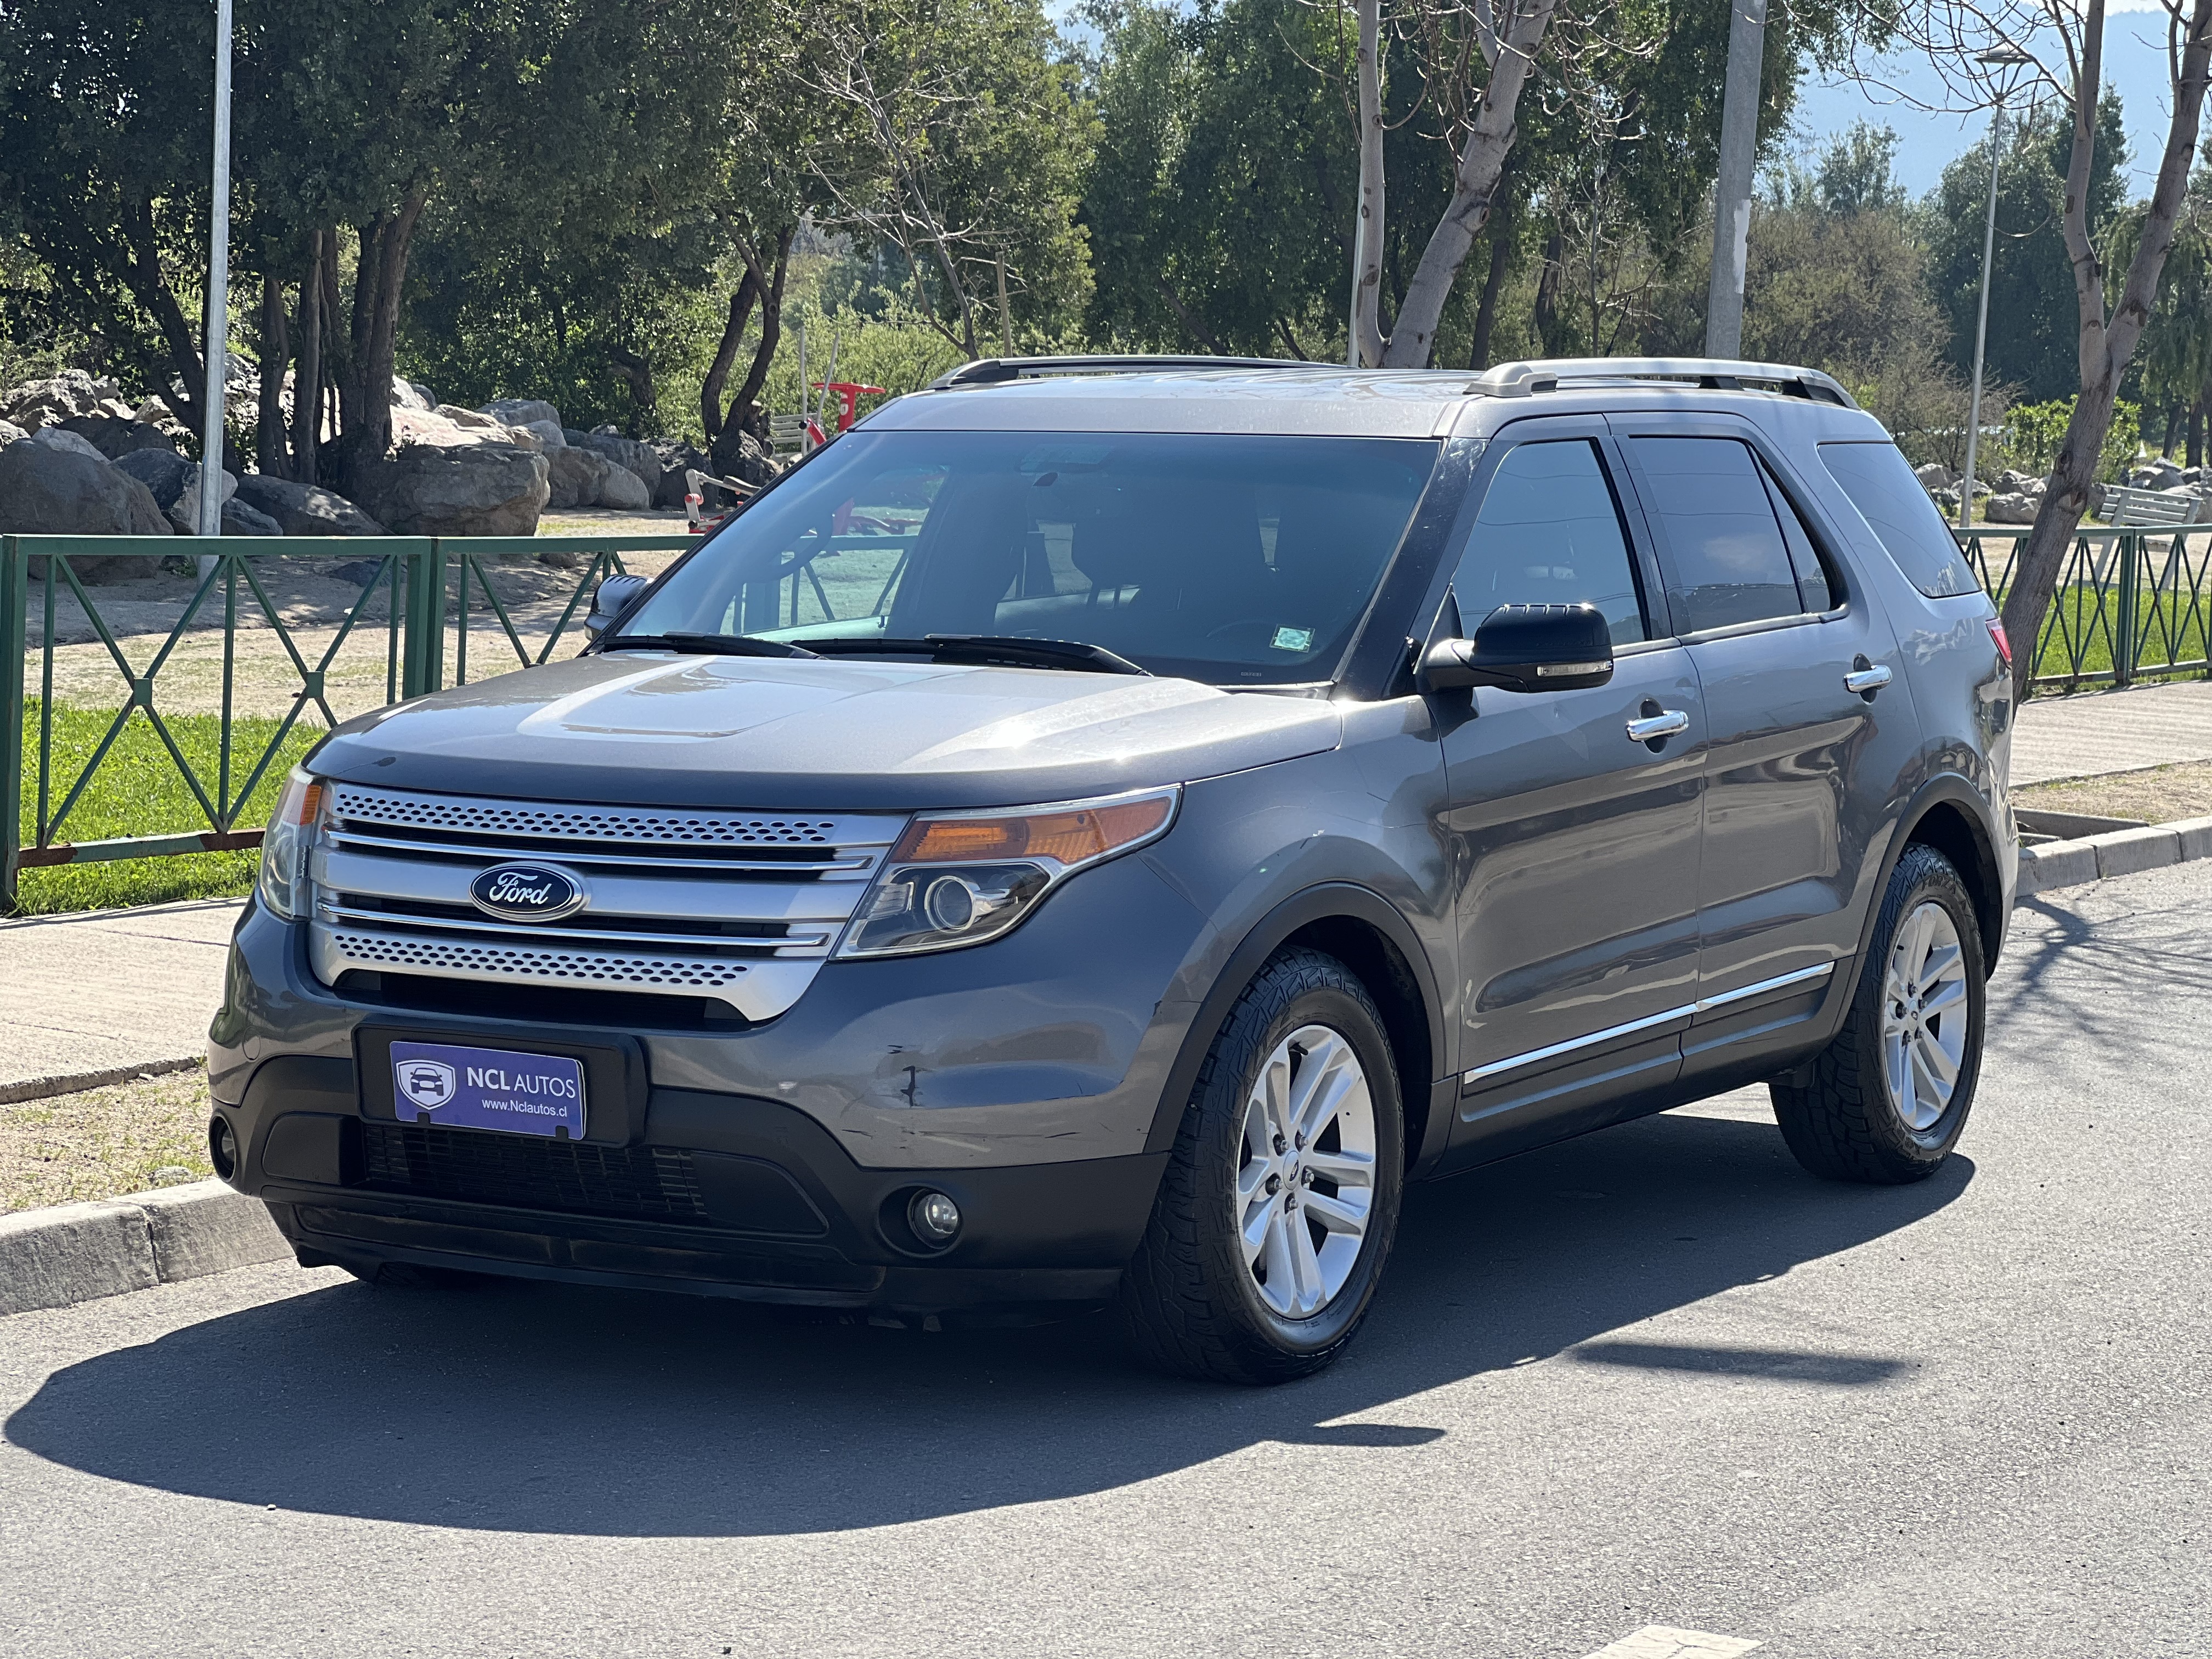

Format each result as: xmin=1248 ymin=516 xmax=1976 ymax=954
xmin=1625 ymin=709 xmax=1690 ymax=743
xmin=1844 ymin=663 xmax=1893 ymax=695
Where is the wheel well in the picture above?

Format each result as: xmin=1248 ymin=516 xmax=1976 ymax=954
xmin=1905 ymin=800 xmax=2001 ymax=966
xmin=1280 ymin=916 xmax=1434 ymax=1171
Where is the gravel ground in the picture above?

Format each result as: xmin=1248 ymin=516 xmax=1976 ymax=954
xmin=2014 ymin=758 xmax=2212 ymax=823
xmin=0 ymin=1069 xmax=211 ymax=1213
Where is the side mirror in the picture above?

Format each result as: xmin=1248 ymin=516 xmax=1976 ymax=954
xmin=1418 ymin=603 xmax=1614 ymax=694
xmin=585 ymin=573 xmax=651 ymax=639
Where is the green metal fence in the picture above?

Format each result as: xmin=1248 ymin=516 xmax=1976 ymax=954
xmin=2 ymin=532 xmax=693 ymax=909
xmin=1961 ymin=524 xmax=2212 ymax=692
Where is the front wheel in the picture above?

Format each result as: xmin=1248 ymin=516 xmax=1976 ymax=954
xmin=1120 ymin=948 xmax=1404 ymax=1384
xmin=1771 ymin=843 xmax=1987 ymax=1183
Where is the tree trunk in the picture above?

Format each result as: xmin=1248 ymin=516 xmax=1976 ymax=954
xmin=2163 ymin=403 xmax=2183 ymax=458
xmin=257 ymin=273 xmax=291 ymax=480
xmin=1349 ymin=0 xmax=1386 ymax=367
xmin=2190 ymin=396 xmax=2207 ymax=469
xmin=1469 ymin=172 xmax=1516 ymax=369
xmin=1999 ymin=0 xmax=2211 ymax=702
xmin=335 ymin=190 xmax=429 ymax=494
xmin=725 ymin=227 xmax=793 ymax=433
xmin=1380 ymin=0 xmax=1560 ymax=368
xmin=292 ymin=230 xmax=325 ymax=487
xmin=117 ymin=191 xmax=206 ymax=434
xmin=608 ymin=347 xmax=656 ymax=438
xmin=1156 ymin=276 xmax=1225 ymax=354
xmin=1533 ymin=226 xmax=1566 ymax=357
xmin=700 ymin=272 xmax=760 ymax=443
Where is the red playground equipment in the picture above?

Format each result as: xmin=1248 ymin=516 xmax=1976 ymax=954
xmin=814 ymin=381 xmax=886 ymax=433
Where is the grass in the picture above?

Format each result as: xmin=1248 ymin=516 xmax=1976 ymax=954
xmin=1990 ymin=585 xmax=2212 ymax=689
xmin=0 ymin=1067 xmax=213 ymax=1214
xmin=2015 ymin=760 xmax=2212 ymax=825
xmin=12 ymin=698 xmax=323 ymax=916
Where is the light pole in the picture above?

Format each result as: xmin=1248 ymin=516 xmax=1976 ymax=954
xmin=1958 ymin=44 xmax=2035 ymax=531
xmin=1704 ymin=0 xmax=1769 ymax=359
xmin=196 ymin=0 xmax=234 ymax=539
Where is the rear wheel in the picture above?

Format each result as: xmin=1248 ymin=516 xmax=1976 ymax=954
xmin=1771 ymin=843 xmax=1986 ymax=1183
xmin=1120 ymin=949 xmax=1404 ymax=1384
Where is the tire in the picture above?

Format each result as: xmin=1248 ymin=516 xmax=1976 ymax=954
xmin=1119 ymin=947 xmax=1405 ymax=1385
xmin=1771 ymin=843 xmax=1987 ymax=1183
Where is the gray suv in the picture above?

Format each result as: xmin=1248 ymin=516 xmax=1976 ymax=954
xmin=210 ymin=356 xmax=2017 ymax=1384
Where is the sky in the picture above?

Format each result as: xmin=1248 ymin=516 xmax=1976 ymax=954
xmin=1789 ymin=5 xmax=2198 ymax=198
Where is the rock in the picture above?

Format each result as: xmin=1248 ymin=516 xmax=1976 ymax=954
xmin=391 ymin=379 xmax=439 ymax=412
xmin=351 ymin=443 xmax=549 ymax=535
xmin=0 ymin=433 xmax=173 ymax=565
xmin=709 ymin=426 xmax=776 ymax=488
xmin=595 ymin=459 xmax=652 ymax=510
xmin=652 ymin=441 xmax=710 ymax=509
xmin=1932 ymin=488 xmax=1961 ymax=514
xmin=329 ymin=558 xmax=386 ymax=587
xmin=232 ymin=474 xmax=388 ymax=537
xmin=436 ymin=404 xmax=504 ymax=431
xmin=2182 ymin=466 xmax=2203 ymax=485
xmin=545 ymin=444 xmax=614 ymax=511
xmin=581 ymin=431 xmax=662 ymax=500
xmin=2 ymin=368 xmax=127 ymax=432
xmin=562 ymin=427 xmax=594 ymax=447
xmin=221 ymin=498 xmax=283 ymax=536
xmin=480 ymin=398 xmax=561 ymax=431
xmin=2131 ymin=459 xmax=2185 ymax=491
xmin=521 ymin=419 xmax=565 ymax=450
xmin=500 ymin=425 xmax=545 ymax=454
xmin=1914 ymin=462 xmax=1958 ymax=490
xmin=57 ymin=415 xmax=177 ymax=460
xmin=114 ymin=450 xmax=238 ymax=533
xmin=537 ymin=548 xmax=586 ymax=570
xmin=1984 ymin=491 xmax=2040 ymax=525
xmin=26 ymin=426 xmax=109 ymax=462
xmin=169 ymin=463 xmax=240 ymax=534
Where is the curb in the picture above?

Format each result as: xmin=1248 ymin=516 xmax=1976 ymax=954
xmin=0 ymin=1053 xmax=204 ymax=1107
xmin=2016 ymin=812 xmax=2212 ymax=898
xmin=0 ymin=1180 xmax=289 ymax=1317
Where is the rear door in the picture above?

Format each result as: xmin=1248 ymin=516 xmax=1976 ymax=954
xmin=1611 ymin=417 xmax=1916 ymax=1077
xmin=1436 ymin=419 xmax=1706 ymax=1165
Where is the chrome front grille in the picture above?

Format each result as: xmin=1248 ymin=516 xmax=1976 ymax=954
xmin=309 ymin=785 xmax=905 ymax=1019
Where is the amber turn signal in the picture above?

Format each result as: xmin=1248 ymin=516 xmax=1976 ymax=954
xmin=891 ymin=792 xmax=1176 ymax=868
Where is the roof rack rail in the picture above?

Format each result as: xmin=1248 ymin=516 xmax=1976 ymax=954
xmin=1468 ymin=357 xmax=1859 ymax=409
xmin=932 ymin=354 xmax=1310 ymax=389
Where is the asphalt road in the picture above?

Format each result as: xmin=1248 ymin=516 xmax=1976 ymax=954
xmin=4 ymin=862 xmax=2209 ymax=1659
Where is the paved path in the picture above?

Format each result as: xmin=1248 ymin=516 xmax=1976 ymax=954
xmin=3 ymin=861 xmax=2208 ymax=1658
xmin=0 ymin=899 xmax=242 ymax=1101
xmin=2011 ymin=678 xmax=2212 ymax=784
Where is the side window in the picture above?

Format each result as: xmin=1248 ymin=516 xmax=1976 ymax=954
xmin=1632 ymin=437 xmax=1808 ymax=631
xmin=1455 ymin=439 xmax=1649 ymax=644
xmin=1818 ymin=441 xmax=1982 ymax=599
xmin=1757 ymin=460 xmax=1835 ymax=612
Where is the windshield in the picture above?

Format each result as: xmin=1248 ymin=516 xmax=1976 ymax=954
xmin=619 ymin=431 xmax=1440 ymax=684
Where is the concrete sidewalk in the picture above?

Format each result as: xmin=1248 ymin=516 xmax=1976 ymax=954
xmin=0 ymin=899 xmax=243 ymax=1102
xmin=2010 ymin=679 xmax=2212 ymax=785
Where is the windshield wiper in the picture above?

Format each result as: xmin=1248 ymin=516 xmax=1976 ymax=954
xmin=601 ymin=633 xmax=819 ymax=659
xmin=805 ymin=635 xmax=1150 ymax=676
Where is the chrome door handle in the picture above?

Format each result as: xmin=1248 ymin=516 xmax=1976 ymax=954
xmin=1625 ymin=709 xmax=1690 ymax=742
xmin=1843 ymin=664 xmax=1893 ymax=694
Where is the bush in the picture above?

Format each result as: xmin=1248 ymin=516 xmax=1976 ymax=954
xmin=1985 ymin=396 xmax=2142 ymax=482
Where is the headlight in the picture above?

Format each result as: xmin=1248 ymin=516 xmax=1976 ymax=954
xmin=257 ymin=769 xmax=327 ymax=921
xmin=838 ymin=786 xmax=1179 ymax=958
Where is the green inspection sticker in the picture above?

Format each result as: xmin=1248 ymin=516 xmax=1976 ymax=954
xmin=1271 ymin=625 xmax=1316 ymax=652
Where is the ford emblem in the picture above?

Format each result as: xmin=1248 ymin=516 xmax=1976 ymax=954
xmin=469 ymin=862 xmax=588 ymax=923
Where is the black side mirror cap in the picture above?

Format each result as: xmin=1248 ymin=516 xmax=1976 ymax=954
xmin=586 ymin=573 xmax=652 ymax=639
xmin=1418 ymin=602 xmax=1615 ymax=694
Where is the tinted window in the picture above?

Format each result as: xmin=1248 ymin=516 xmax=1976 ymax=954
xmin=1455 ymin=440 xmax=1647 ymax=644
xmin=1633 ymin=437 xmax=1806 ymax=631
xmin=1819 ymin=441 xmax=1982 ymax=599
xmin=623 ymin=431 xmax=1438 ymax=684
xmin=1759 ymin=463 xmax=1835 ymax=612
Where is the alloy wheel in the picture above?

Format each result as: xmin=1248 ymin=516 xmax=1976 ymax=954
xmin=1234 ymin=1023 xmax=1378 ymax=1318
xmin=1881 ymin=900 xmax=1970 ymax=1132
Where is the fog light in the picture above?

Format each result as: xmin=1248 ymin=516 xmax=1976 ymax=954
xmin=909 ymin=1189 xmax=962 ymax=1245
xmin=208 ymin=1115 xmax=238 ymax=1181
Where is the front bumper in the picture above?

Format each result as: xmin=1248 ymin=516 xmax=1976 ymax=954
xmin=222 ymin=1052 xmax=1167 ymax=1314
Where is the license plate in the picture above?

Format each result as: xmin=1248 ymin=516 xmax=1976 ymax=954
xmin=390 ymin=1040 xmax=586 ymax=1139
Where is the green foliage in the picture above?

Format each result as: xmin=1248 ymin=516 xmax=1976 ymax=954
xmin=1985 ymin=397 xmax=2142 ymax=482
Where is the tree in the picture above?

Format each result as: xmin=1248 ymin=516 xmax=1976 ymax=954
xmin=1877 ymin=0 xmax=2212 ymax=701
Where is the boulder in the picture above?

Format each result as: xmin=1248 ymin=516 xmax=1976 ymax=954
xmin=170 ymin=462 xmax=240 ymax=534
xmin=26 ymin=426 xmax=108 ymax=463
xmin=2 ymin=368 xmax=128 ymax=432
xmin=709 ymin=426 xmax=776 ymax=488
xmin=480 ymin=398 xmax=561 ymax=431
xmin=222 ymin=497 xmax=284 ymax=536
xmin=0 ymin=433 xmax=173 ymax=567
xmin=500 ymin=424 xmax=545 ymax=454
xmin=545 ymin=444 xmax=614 ymax=510
xmin=652 ymin=441 xmax=710 ymax=509
xmin=58 ymin=415 xmax=176 ymax=460
xmin=521 ymin=419 xmax=566 ymax=450
xmin=582 ymin=429 xmax=662 ymax=500
xmin=115 ymin=450 xmax=239 ymax=533
xmin=1914 ymin=461 xmax=1958 ymax=490
xmin=1932 ymin=488 xmax=1962 ymax=515
xmin=562 ymin=427 xmax=594 ymax=447
xmin=232 ymin=474 xmax=388 ymax=537
xmin=594 ymin=458 xmax=653 ymax=510
xmin=1984 ymin=492 xmax=2040 ymax=525
xmin=2131 ymin=459 xmax=2185 ymax=491
xmin=351 ymin=443 xmax=549 ymax=535
xmin=391 ymin=379 xmax=439 ymax=413
xmin=436 ymin=404 xmax=505 ymax=431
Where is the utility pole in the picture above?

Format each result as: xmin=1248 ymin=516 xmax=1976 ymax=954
xmin=196 ymin=0 xmax=234 ymax=539
xmin=1703 ymin=0 xmax=1768 ymax=359
xmin=1959 ymin=46 xmax=2035 ymax=529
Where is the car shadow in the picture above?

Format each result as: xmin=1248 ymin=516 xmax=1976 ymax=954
xmin=7 ymin=1110 xmax=1969 ymax=1537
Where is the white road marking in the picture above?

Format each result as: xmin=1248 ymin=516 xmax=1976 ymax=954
xmin=1580 ymin=1628 xmax=1763 ymax=1659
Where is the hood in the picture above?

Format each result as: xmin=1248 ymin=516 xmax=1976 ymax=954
xmin=313 ymin=652 xmax=1342 ymax=810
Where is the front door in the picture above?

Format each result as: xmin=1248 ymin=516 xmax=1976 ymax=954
xmin=1611 ymin=420 xmax=1915 ymax=1077
xmin=1435 ymin=422 xmax=1707 ymax=1166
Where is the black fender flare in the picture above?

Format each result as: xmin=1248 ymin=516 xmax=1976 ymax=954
xmin=1142 ymin=882 xmax=1451 ymax=1172
xmin=1838 ymin=772 xmax=2008 ymax=1014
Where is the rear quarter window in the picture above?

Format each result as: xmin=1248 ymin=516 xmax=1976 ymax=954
xmin=1818 ymin=442 xmax=1982 ymax=600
